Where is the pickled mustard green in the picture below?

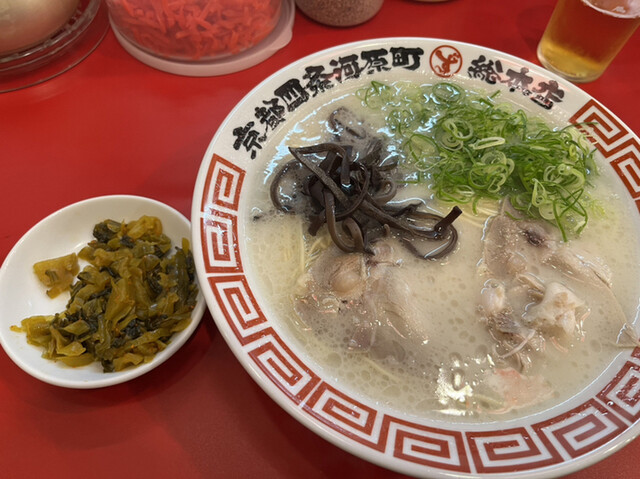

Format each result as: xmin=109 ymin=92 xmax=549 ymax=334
xmin=32 ymin=253 xmax=80 ymax=298
xmin=12 ymin=216 xmax=199 ymax=372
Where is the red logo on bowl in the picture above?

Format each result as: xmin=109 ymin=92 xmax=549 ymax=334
xmin=430 ymin=46 xmax=462 ymax=78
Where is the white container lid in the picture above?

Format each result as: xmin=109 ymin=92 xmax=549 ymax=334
xmin=111 ymin=0 xmax=295 ymax=77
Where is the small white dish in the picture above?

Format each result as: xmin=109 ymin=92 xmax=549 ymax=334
xmin=0 ymin=195 xmax=205 ymax=389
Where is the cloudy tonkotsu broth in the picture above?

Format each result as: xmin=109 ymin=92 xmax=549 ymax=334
xmin=244 ymin=79 xmax=640 ymax=421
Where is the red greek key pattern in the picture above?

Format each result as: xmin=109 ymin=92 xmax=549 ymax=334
xmin=200 ymin=153 xmax=245 ymax=213
xmin=467 ymin=427 xmax=560 ymax=473
xmin=248 ymin=330 xmax=321 ymax=404
xmin=200 ymin=209 xmax=242 ymax=273
xmin=609 ymin=139 xmax=640 ymax=212
xmin=597 ymin=361 xmax=640 ymax=423
xmin=570 ymin=99 xmax=628 ymax=153
xmin=303 ymin=382 xmax=387 ymax=451
xmin=388 ymin=419 xmax=470 ymax=472
xmin=570 ymin=100 xmax=640 ymax=212
xmin=207 ymin=274 xmax=268 ymax=345
xmin=532 ymin=400 xmax=627 ymax=460
xmin=199 ymin=154 xmax=245 ymax=272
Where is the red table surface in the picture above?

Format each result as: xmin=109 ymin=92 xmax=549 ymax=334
xmin=1 ymin=1 xmax=639 ymax=477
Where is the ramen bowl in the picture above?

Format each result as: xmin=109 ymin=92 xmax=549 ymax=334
xmin=191 ymin=38 xmax=640 ymax=477
xmin=0 ymin=195 xmax=205 ymax=389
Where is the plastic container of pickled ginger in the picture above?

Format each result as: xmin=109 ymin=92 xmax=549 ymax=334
xmin=106 ymin=0 xmax=294 ymax=76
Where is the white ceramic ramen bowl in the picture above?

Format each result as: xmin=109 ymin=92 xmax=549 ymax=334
xmin=0 ymin=195 xmax=205 ymax=389
xmin=191 ymin=38 xmax=640 ymax=477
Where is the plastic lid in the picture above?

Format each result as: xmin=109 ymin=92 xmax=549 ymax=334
xmin=111 ymin=0 xmax=295 ymax=77
xmin=0 ymin=0 xmax=108 ymax=93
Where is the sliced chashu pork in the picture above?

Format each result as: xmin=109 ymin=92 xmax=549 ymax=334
xmin=293 ymin=239 xmax=428 ymax=362
xmin=479 ymin=208 xmax=637 ymax=372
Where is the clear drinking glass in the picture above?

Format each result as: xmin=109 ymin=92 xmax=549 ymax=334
xmin=537 ymin=0 xmax=640 ymax=82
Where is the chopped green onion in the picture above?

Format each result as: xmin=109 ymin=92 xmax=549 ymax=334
xmin=356 ymin=80 xmax=598 ymax=239
xmin=471 ymin=137 xmax=506 ymax=150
